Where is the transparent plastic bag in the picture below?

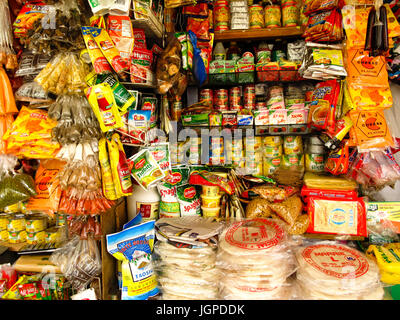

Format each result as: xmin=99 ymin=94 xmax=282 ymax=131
xmin=50 ymin=235 xmax=102 ymax=291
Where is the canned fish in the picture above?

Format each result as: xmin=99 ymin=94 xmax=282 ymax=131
xmin=26 ymin=215 xmax=48 ymax=233
xmin=8 ymin=230 xmax=27 ymax=244
xmin=7 ymin=214 xmax=26 ymax=232
xmin=27 ymin=231 xmax=46 ymax=245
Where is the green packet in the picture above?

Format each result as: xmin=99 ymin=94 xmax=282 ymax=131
xmin=142 ymin=143 xmax=171 ymax=176
xmin=176 ymin=184 xmax=201 ymax=217
xmin=129 ymin=149 xmax=165 ymax=191
xmin=96 ymin=73 xmax=136 ymax=114
xmin=162 ymin=165 xmax=190 ymax=188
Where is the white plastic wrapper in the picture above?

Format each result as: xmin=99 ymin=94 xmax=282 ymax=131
xmin=154 ymin=241 xmax=220 ymax=300
xmin=294 ymin=241 xmax=384 ymax=300
xmin=216 ymin=218 xmax=297 ymax=300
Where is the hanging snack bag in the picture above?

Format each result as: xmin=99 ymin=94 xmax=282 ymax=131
xmin=349 ymin=109 xmax=395 ymax=151
xmin=127 ymin=110 xmax=151 ymax=145
xmin=88 ymin=27 xmax=129 ymax=79
xmin=129 ymin=149 xmax=165 ymax=191
xmin=176 ymin=185 xmax=201 ymax=217
xmin=81 ymin=26 xmax=112 ymax=75
xmin=26 ymin=159 xmax=65 ymax=214
xmin=95 ymin=73 xmax=136 ymax=114
xmin=98 ymin=138 xmax=118 ymax=201
xmin=107 ymin=133 xmax=133 ymax=197
xmin=141 ymin=96 xmax=158 ymax=128
xmin=85 ymin=83 xmax=123 ymax=133
xmin=106 ymin=220 xmax=159 ymax=300
xmin=130 ymin=48 xmax=153 ymax=84
xmin=303 ymin=0 xmax=340 ymax=16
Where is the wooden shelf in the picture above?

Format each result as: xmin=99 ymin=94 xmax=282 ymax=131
xmin=214 ymin=26 xmax=305 ymax=42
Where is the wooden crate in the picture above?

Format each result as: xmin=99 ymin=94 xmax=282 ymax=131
xmin=100 ymin=198 xmax=128 ymax=300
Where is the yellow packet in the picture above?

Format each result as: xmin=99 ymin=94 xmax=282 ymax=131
xmin=367 ymin=244 xmax=400 ymax=284
xmin=85 ymin=83 xmax=123 ymax=132
xmin=107 ymin=133 xmax=133 ymax=197
xmin=99 ymin=138 xmax=118 ymax=200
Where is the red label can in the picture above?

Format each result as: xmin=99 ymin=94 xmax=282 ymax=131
xmin=200 ymin=89 xmax=213 ymax=105
xmin=214 ymin=89 xmax=229 ymax=111
xmin=229 ymin=86 xmax=242 ymax=111
xmin=244 ymin=84 xmax=256 ymax=110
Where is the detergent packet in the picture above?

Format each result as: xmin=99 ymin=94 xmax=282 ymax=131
xmin=106 ymin=220 xmax=159 ymax=300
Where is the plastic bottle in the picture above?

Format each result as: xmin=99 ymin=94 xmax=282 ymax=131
xmin=213 ymin=42 xmax=226 ymax=61
xmin=226 ymin=41 xmax=241 ymax=61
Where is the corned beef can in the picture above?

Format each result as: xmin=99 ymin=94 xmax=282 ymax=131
xmin=244 ymin=84 xmax=256 ymax=110
xmin=200 ymin=89 xmax=213 ymax=105
xmin=229 ymin=86 xmax=242 ymax=111
xmin=214 ymin=89 xmax=229 ymax=111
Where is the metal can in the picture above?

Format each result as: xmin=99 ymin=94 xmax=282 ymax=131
xmin=0 ymin=213 xmax=10 ymax=230
xmin=56 ymin=213 xmax=68 ymax=227
xmin=305 ymin=154 xmax=325 ymax=173
xmin=8 ymin=230 xmax=27 ymax=244
xmin=25 ymin=215 xmax=48 ymax=233
xmin=27 ymin=231 xmax=46 ymax=245
xmin=263 ymin=136 xmax=283 ymax=147
xmin=244 ymin=85 xmax=256 ymax=110
xmin=0 ymin=230 xmax=8 ymax=242
xmin=283 ymin=136 xmax=303 ymax=155
xmin=264 ymin=5 xmax=281 ymax=28
xmin=200 ymin=89 xmax=213 ymax=105
xmin=209 ymin=137 xmax=225 ymax=165
xmin=7 ymin=214 xmax=26 ymax=232
xmin=229 ymin=86 xmax=242 ymax=111
xmin=264 ymin=145 xmax=283 ymax=158
xmin=282 ymin=2 xmax=299 ymax=27
xmin=214 ymin=0 xmax=230 ymax=31
xmin=189 ymin=137 xmax=202 ymax=165
xmin=214 ymin=89 xmax=229 ymax=111
xmin=45 ymin=227 xmax=61 ymax=244
xmin=263 ymin=156 xmax=282 ymax=175
xmin=249 ymin=4 xmax=264 ymax=29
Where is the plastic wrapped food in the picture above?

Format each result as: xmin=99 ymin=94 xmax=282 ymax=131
xmin=295 ymin=242 xmax=384 ymax=300
xmin=250 ymin=185 xmax=299 ymax=202
xmin=0 ymin=66 xmax=18 ymax=115
xmin=217 ymin=218 xmax=296 ymax=300
xmin=303 ymin=172 xmax=358 ymax=190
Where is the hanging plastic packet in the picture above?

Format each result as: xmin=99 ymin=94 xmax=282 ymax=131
xmin=127 ymin=110 xmax=151 ymax=145
xmin=81 ymin=26 xmax=112 ymax=75
xmin=143 ymin=143 xmax=171 ymax=176
xmin=188 ymin=30 xmax=207 ymax=87
xmin=106 ymin=133 xmax=133 ymax=197
xmin=106 ymin=220 xmax=159 ymax=300
xmin=98 ymin=138 xmax=118 ymax=201
xmin=88 ymin=26 xmax=129 ymax=79
xmin=95 ymin=73 xmax=136 ymax=114
xmin=107 ymin=15 xmax=134 ymax=63
xmin=141 ymin=96 xmax=158 ymax=128
xmin=130 ymin=48 xmax=153 ymax=84
xmin=325 ymin=140 xmax=350 ymax=175
xmin=349 ymin=109 xmax=395 ymax=152
xmin=85 ymin=83 xmax=123 ymax=133
xmin=128 ymin=149 xmax=165 ymax=191
xmin=176 ymin=184 xmax=201 ymax=217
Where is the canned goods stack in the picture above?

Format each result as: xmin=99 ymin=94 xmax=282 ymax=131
xmin=214 ymin=89 xmax=229 ymax=111
xmin=262 ymin=136 xmax=283 ymax=176
xmin=209 ymin=137 xmax=225 ymax=165
xmin=244 ymin=136 xmax=263 ymax=175
xmin=7 ymin=213 xmax=27 ymax=244
xmin=282 ymin=136 xmax=304 ymax=167
xmin=249 ymin=4 xmax=264 ymax=29
xmin=0 ymin=213 xmax=10 ymax=242
xmin=230 ymin=137 xmax=245 ymax=168
xmin=26 ymin=214 xmax=48 ymax=245
xmin=214 ymin=0 xmax=230 ymax=31
xmin=229 ymin=86 xmax=243 ymax=111
xmin=305 ymin=136 xmax=326 ymax=173
xmin=243 ymin=84 xmax=256 ymax=110
xmin=199 ymin=88 xmax=213 ymax=106
xmin=201 ymin=185 xmax=222 ymax=218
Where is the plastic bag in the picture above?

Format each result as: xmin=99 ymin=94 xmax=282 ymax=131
xmin=188 ymin=30 xmax=206 ymax=87
xmin=216 ymin=218 xmax=297 ymax=300
xmin=294 ymin=241 xmax=384 ymax=300
xmin=50 ymin=235 xmax=102 ymax=291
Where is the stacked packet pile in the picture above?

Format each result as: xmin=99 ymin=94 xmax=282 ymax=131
xmin=295 ymin=242 xmax=384 ymax=300
xmin=217 ymin=218 xmax=296 ymax=300
xmin=153 ymin=216 xmax=224 ymax=300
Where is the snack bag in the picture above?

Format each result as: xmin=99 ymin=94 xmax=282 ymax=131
xmin=0 ymin=67 xmax=18 ymax=115
xmin=303 ymin=0 xmax=340 ymax=16
xmin=85 ymin=83 xmax=123 ymax=133
xmin=107 ymin=133 xmax=133 ymax=197
xmin=176 ymin=184 xmax=201 ymax=217
xmin=129 ymin=149 xmax=165 ymax=191
xmin=325 ymin=140 xmax=350 ymax=175
xmin=349 ymin=109 xmax=395 ymax=151
xmin=13 ymin=2 xmax=48 ymax=39
xmin=106 ymin=220 xmax=159 ymax=300
xmin=306 ymin=197 xmax=367 ymax=237
xmin=88 ymin=27 xmax=129 ymax=79
xmin=26 ymin=159 xmax=65 ymax=215
xmin=347 ymin=84 xmax=393 ymax=110
xmin=98 ymin=138 xmax=118 ymax=200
